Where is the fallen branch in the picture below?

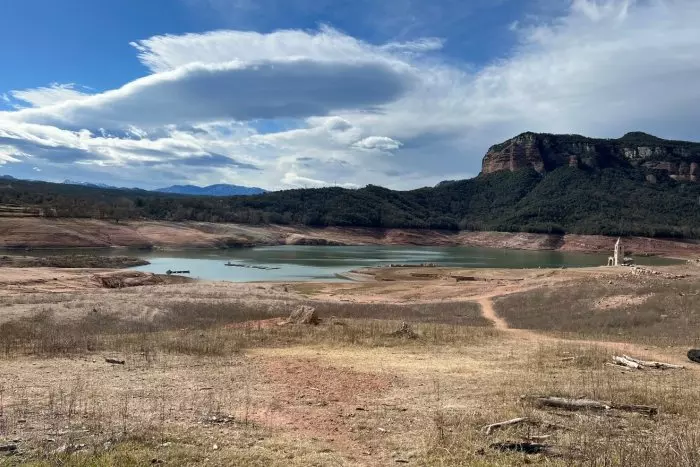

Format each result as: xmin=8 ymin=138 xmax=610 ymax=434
xmin=611 ymin=403 xmax=658 ymax=416
xmin=523 ymin=396 xmax=657 ymax=416
xmin=482 ymin=417 xmax=528 ymax=435
xmin=105 ymin=358 xmax=125 ymax=365
xmin=605 ymin=363 xmax=634 ymax=372
xmin=622 ymin=355 xmax=684 ymax=370
xmin=612 ymin=356 xmax=642 ymax=370
xmin=525 ymin=396 xmax=610 ymax=412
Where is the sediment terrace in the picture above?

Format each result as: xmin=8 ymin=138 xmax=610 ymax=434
xmin=2 ymin=217 xmax=700 ymax=257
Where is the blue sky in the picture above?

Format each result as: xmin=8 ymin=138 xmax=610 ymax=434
xmin=1 ymin=0 xmax=699 ymax=189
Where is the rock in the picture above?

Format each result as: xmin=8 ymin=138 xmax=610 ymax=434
xmin=389 ymin=322 xmax=419 ymax=339
xmin=687 ymin=349 xmax=700 ymax=364
xmin=282 ymin=306 xmax=320 ymax=325
xmin=481 ymin=132 xmax=700 ymax=182
xmin=92 ymin=271 xmax=162 ymax=289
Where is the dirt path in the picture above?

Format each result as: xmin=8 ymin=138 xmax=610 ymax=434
xmin=475 ymin=296 xmax=510 ymax=331
xmin=470 ymin=289 xmax=693 ymax=368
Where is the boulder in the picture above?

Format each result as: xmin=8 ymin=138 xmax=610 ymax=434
xmin=282 ymin=306 xmax=320 ymax=325
xmin=92 ymin=271 xmax=162 ymax=289
xmin=389 ymin=321 xmax=419 ymax=339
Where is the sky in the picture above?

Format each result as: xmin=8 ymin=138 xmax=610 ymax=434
xmin=1 ymin=0 xmax=699 ymax=190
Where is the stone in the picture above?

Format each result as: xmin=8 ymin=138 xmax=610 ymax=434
xmin=282 ymin=306 xmax=320 ymax=325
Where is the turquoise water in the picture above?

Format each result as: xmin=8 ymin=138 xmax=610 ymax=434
xmin=8 ymin=245 xmax=678 ymax=282
xmin=122 ymin=245 xmax=677 ymax=282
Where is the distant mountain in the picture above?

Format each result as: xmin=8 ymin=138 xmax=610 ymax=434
xmin=63 ymin=179 xmax=120 ymax=189
xmin=156 ymin=184 xmax=266 ymax=196
xmin=0 ymin=175 xmax=16 ymax=180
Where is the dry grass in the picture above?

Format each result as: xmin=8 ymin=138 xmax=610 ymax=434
xmin=0 ymin=255 xmax=148 ymax=269
xmin=0 ymin=299 xmax=496 ymax=360
xmin=494 ymin=277 xmax=700 ymax=346
xmin=421 ymin=341 xmax=700 ymax=466
xmin=4 ymin=270 xmax=700 ymax=466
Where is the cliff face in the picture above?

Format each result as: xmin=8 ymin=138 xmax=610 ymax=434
xmin=481 ymin=132 xmax=700 ymax=181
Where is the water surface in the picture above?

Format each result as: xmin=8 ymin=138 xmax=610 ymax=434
xmin=122 ymin=246 xmax=677 ymax=281
xmin=8 ymin=245 xmax=678 ymax=282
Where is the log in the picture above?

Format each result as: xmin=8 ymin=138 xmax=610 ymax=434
xmin=524 ymin=396 xmax=658 ymax=416
xmin=482 ymin=417 xmax=528 ymax=435
xmin=611 ymin=403 xmax=658 ymax=416
xmin=622 ymin=355 xmax=684 ymax=370
xmin=526 ymin=396 xmax=611 ymax=412
xmin=0 ymin=444 xmax=17 ymax=452
xmin=105 ymin=358 xmax=125 ymax=365
xmin=612 ymin=356 xmax=642 ymax=370
xmin=605 ymin=363 xmax=634 ymax=372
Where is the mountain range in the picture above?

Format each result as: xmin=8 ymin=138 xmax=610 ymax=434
xmin=155 ymin=184 xmax=266 ymax=196
xmin=59 ymin=180 xmax=265 ymax=196
xmin=2 ymin=131 xmax=700 ymax=239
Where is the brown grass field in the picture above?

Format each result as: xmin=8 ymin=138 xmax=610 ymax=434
xmin=1 ymin=261 xmax=700 ymax=465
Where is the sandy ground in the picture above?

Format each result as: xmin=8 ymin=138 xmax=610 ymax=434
xmin=2 ymin=217 xmax=700 ymax=257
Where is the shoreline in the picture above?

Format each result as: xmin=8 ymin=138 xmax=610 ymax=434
xmin=1 ymin=217 xmax=699 ymax=258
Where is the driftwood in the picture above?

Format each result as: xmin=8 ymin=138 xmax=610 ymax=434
xmin=612 ymin=356 xmax=642 ymax=370
xmin=612 ymin=403 xmax=658 ymax=416
xmin=482 ymin=417 xmax=528 ymax=435
xmin=0 ymin=444 xmax=18 ymax=452
xmin=105 ymin=358 xmax=125 ymax=365
xmin=622 ymin=355 xmax=684 ymax=370
xmin=605 ymin=363 xmax=634 ymax=372
xmin=524 ymin=396 xmax=657 ymax=416
xmin=612 ymin=355 xmax=684 ymax=370
xmin=526 ymin=396 xmax=610 ymax=412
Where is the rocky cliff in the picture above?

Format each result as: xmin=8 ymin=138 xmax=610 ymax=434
xmin=481 ymin=132 xmax=700 ymax=182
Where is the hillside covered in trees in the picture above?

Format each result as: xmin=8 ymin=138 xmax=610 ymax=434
xmin=2 ymin=164 xmax=700 ymax=239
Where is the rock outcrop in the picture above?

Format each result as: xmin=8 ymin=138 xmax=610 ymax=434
xmin=482 ymin=132 xmax=700 ymax=181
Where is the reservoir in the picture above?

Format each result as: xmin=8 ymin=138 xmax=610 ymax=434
xmin=119 ymin=245 xmax=678 ymax=282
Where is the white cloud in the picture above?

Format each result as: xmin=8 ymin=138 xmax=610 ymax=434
xmin=2 ymin=1 xmax=700 ymax=190
xmin=353 ymin=136 xmax=402 ymax=152
xmin=130 ymin=26 xmax=438 ymax=72
xmin=282 ymin=171 xmax=358 ymax=189
xmin=8 ymin=83 xmax=90 ymax=109
xmin=7 ymin=58 xmax=412 ymax=130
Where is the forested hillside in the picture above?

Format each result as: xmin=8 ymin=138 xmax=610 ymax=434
xmin=2 ymin=165 xmax=700 ymax=239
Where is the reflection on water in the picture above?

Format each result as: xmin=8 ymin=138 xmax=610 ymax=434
xmin=12 ymin=245 xmax=678 ymax=282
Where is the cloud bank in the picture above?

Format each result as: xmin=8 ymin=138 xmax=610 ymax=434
xmin=1 ymin=0 xmax=700 ymax=189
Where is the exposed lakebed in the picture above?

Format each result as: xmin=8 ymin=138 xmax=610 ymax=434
xmin=10 ymin=245 xmax=678 ymax=282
